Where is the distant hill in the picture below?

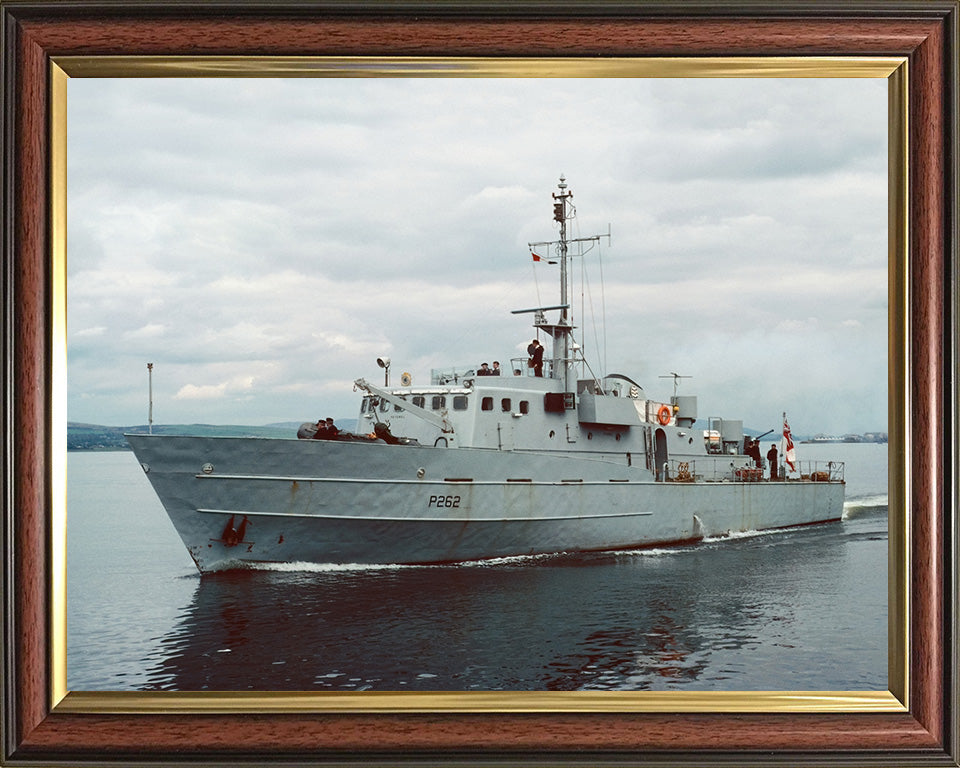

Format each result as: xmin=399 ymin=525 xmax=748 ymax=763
xmin=67 ymin=421 xmax=358 ymax=451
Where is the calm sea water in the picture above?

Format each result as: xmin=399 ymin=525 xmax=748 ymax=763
xmin=67 ymin=442 xmax=888 ymax=691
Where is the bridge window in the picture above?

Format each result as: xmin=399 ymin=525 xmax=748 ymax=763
xmin=432 ymin=396 xmax=446 ymax=410
xmin=453 ymin=395 xmax=469 ymax=410
xmin=481 ymin=397 xmax=493 ymax=411
xmin=380 ymin=399 xmax=390 ymax=412
xmin=412 ymin=395 xmax=425 ymax=408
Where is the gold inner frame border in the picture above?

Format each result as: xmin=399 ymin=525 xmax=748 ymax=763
xmin=49 ymin=55 xmax=909 ymax=715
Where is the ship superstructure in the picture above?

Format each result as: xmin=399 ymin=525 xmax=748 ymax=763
xmin=127 ymin=177 xmax=844 ymax=572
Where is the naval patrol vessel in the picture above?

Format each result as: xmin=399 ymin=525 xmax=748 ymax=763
xmin=127 ymin=177 xmax=845 ymax=572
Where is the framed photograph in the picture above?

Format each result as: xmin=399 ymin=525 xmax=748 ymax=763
xmin=3 ymin=2 xmax=956 ymax=765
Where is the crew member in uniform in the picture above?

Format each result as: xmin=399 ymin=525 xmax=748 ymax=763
xmin=766 ymin=443 xmax=779 ymax=480
xmin=527 ymin=339 xmax=544 ymax=377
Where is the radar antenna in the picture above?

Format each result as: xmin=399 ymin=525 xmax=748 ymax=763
xmin=659 ymin=372 xmax=691 ymax=398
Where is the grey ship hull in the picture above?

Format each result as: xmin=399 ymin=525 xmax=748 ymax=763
xmin=127 ymin=434 xmax=845 ymax=572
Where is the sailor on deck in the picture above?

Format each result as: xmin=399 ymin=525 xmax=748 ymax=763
xmin=314 ymin=417 xmax=339 ymax=440
xmin=527 ymin=340 xmax=544 ymax=377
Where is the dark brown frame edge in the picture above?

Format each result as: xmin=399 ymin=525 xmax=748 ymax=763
xmin=1 ymin=2 xmax=956 ymax=766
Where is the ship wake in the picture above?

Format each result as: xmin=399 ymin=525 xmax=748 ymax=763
xmin=842 ymin=494 xmax=888 ymax=520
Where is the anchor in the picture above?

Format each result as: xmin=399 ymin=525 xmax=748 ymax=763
xmin=218 ymin=514 xmax=250 ymax=547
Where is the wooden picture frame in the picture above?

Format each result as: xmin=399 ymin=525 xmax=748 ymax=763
xmin=3 ymin=2 xmax=956 ymax=764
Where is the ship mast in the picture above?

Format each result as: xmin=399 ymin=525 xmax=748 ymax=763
xmin=553 ymin=176 xmax=573 ymax=392
xmin=522 ymin=176 xmax=608 ymax=393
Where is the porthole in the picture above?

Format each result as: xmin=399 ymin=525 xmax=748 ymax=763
xmin=615 ymin=433 xmax=621 ymax=441
xmin=587 ymin=433 xmax=593 ymax=440
xmin=549 ymin=430 xmax=555 ymax=439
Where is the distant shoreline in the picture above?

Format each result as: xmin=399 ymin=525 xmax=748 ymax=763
xmin=67 ymin=421 xmax=308 ymax=451
xmin=67 ymin=422 xmax=885 ymax=451
xmin=800 ymin=435 xmax=888 ymax=445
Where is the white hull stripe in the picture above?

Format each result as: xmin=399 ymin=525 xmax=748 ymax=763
xmin=196 ymin=507 xmax=655 ymax=523
xmin=195 ymin=474 xmax=645 ymax=486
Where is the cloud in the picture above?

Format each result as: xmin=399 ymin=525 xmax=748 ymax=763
xmin=174 ymin=382 xmax=227 ymax=400
xmin=775 ymin=318 xmax=819 ymax=333
xmin=73 ymin=326 xmax=106 ymax=338
xmin=124 ymin=323 xmax=166 ymax=340
xmin=174 ymin=375 xmax=255 ymax=401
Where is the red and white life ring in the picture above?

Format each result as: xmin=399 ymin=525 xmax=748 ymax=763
xmin=657 ymin=404 xmax=672 ymax=426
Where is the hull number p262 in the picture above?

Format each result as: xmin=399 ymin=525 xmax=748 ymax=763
xmin=428 ymin=495 xmax=461 ymax=508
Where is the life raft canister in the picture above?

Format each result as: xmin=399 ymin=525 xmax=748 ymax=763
xmin=657 ymin=404 xmax=671 ymax=426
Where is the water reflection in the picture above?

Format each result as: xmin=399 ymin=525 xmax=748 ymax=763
xmin=140 ymin=520 xmax=876 ymax=691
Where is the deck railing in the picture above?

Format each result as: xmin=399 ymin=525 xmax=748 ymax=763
xmin=664 ymin=459 xmax=845 ymax=483
xmin=431 ymin=359 xmax=555 ymax=384
xmin=509 ymin=356 xmax=555 ymax=378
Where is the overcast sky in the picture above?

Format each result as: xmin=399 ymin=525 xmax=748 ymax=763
xmin=67 ymin=76 xmax=888 ymax=435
